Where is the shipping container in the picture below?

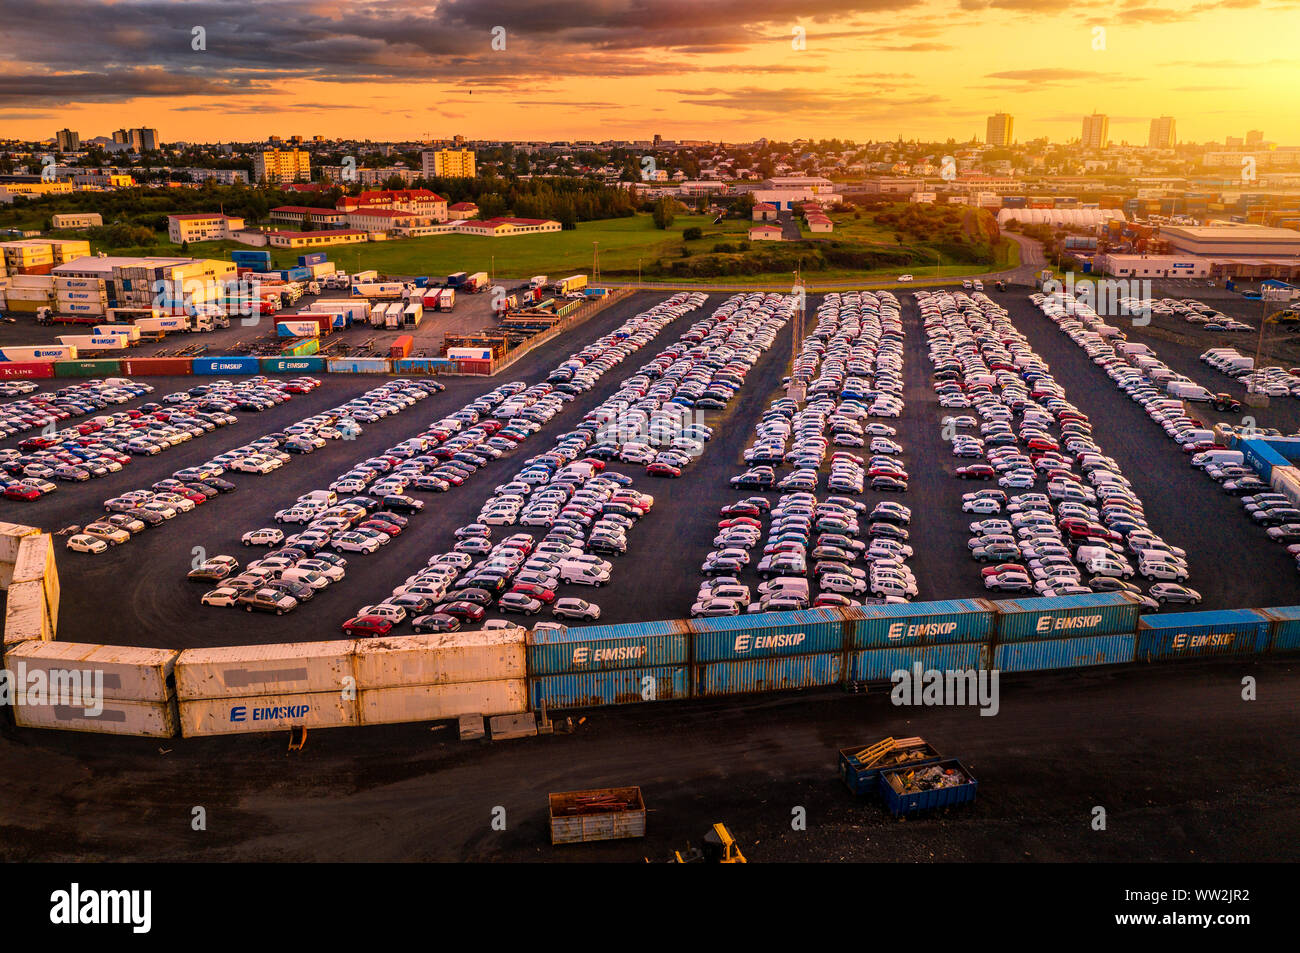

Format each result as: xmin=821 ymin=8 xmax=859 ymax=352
xmin=276 ymin=320 xmax=320 ymax=338
xmin=394 ymin=357 xmax=455 ymax=374
xmin=192 ymin=356 xmax=261 ymax=375
xmin=308 ymin=299 xmax=368 ymax=322
xmin=0 ymin=345 xmax=76 ymax=362
xmin=846 ymin=642 xmax=987 ymax=683
xmin=178 ymin=691 xmax=357 ymax=737
xmin=14 ymin=697 xmax=178 ymax=738
xmin=839 ymin=738 xmax=944 ymax=796
xmin=3 ymin=579 xmax=50 ymax=643
xmin=878 ymin=759 xmax=977 ymax=817
xmin=119 ymin=357 xmax=193 ymax=376
xmin=1257 ymin=606 xmax=1300 ymax=653
xmin=352 ymin=628 xmax=526 ymax=689
xmin=388 ymin=334 xmax=414 ymax=360
xmin=358 ymin=680 xmax=527 ymax=725
xmin=3 ymin=640 xmax=177 ymax=701
xmin=351 ymin=282 xmax=406 ymax=299
xmin=842 ymin=599 xmax=993 ymax=648
xmin=446 ymin=346 xmax=492 ymax=361
xmin=689 ymin=608 xmax=844 ymax=662
xmin=992 ymin=633 xmax=1135 ymax=673
xmin=549 ymin=787 xmax=646 ymax=845
xmin=446 ymin=271 xmax=467 ymax=287
xmin=174 ymin=640 xmax=357 ymax=700
xmin=1135 ymin=609 xmax=1270 ymax=661
xmin=0 ymin=522 xmax=39 ymax=564
xmin=437 ymin=288 xmax=455 ymax=311
xmin=259 ymin=356 xmax=328 ymax=374
xmin=327 ymin=357 xmax=392 ymax=374
xmin=0 ymin=361 xmax=55 ymax=379
xmin=526 ymin=620 xmax=689 ymax=675
xmin=694 ymin=652 xmax=842 ymax=697
xmin=56 ymin=335 xmax=127 ymax=350
xmin=991 ymin=592 xmax=1140 ymax=643
xmin=454 ymin=358 xmax=492 ymax=375
xmin=528 ymin=666 xmax=689 ymax=710
xmin=298 ymin=252 xmax=328 ymax=267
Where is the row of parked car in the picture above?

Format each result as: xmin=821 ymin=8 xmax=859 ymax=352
xmin=1147 ymin=296 xmax=1252 ymax=333
xmin=1039 ymin=291 xmax=1300 ymax=562
xmin=923 ymin=289 xmax=1200 ymax=606
xmin=333 ymin=293 xmax=710 ymax=635
xmin=0 ymin=377 xmax=152 ymax=440
xmin=1201 ymin=346 xmax=1300 ymax=398
xmin=736 ymin=291 xmax=908 ymax=495
xmin=694 ymin=491 xmax=918 ymax=616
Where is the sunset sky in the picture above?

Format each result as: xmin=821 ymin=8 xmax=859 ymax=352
xmin=0 ymin=0 xmax=1296 ymax=145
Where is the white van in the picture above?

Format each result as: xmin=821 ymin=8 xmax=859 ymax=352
xmin=1075 ymin=545 xmax=1119 ymax=566
xmin=558 ymin=563 xmax=610 ymax=586
xmin=757 ymin=576 xmax=810 ymax=599
xmin=1192 ymin=449 xmax=1244 ymax=469
xmin=280 ymin=568 xmax=330 ymax=589
xmin=300 ymin=489 xmax=338 ymax=507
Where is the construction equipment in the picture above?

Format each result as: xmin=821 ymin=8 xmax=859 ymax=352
xmin=673 ymin=824 xmax=747 ymax=863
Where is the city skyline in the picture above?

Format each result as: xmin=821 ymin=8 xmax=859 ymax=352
xmin=0 ymin=1 xmax=1294 ymax=144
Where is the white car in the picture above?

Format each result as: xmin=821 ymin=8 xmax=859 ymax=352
xmin=356 ymin=603 xmax=407 ymax=623
xmin=200 ymin=587 xmax=241 ymax=607
xmin=242 ymin=527 xmax=285 ymax=547
xmin=66 ymin=533 xmax=108 ymax=554
xmin=962 ymin=497 xmax=1002 ymax=514
xmin=332 ymin=533 xmax=381 ymax=554
xmin=896 ymin=274 xmax=914 ymax=282
xmin=552 ymin=598 xmax=601 ymax=621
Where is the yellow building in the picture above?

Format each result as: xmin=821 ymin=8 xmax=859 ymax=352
xmin=253 ymin=149 xmax=311 ymax=184
xmin=166 ymin=214 xmax=245 ymax=244
xmin=421 ymin=148 xmax=476 ymax=179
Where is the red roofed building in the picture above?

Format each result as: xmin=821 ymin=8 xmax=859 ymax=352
xmin=752 ymin=202 xmax=779 ymax=222
xmin=748 ymin=224 xmax=785 ymax=242
xmin=447 ymin=201 xmax=480 ymax=221
xmin=269 ymin=206 xmax=348 ymax=228
xmin=457 ymin=217 xmax=562 ymax=237
xmin=267 ymin=229 xmax=368 ymax=249
xmin=336 ymin=188 xmax=447 ymax=221
xmin=284 ymin=182 xmax=330 ymax=193
xmin=345 ymin=206 xmax=430 ymax=232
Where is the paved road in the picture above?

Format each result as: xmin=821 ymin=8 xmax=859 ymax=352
xmin=2 ymin=656 xmax=1294 ymax=861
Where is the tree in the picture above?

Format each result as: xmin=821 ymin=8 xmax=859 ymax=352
xmin=652 ymin=196 xmax=675 ymax=230
xmin=683 ymin=226 xmax=703 ymax=241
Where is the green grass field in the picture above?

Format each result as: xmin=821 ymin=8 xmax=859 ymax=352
xmin=88 ymin=210 xmax=1019 ymax=286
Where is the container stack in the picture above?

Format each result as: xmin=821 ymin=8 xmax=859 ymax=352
xmin=1 ymin=240 xmax=55 ymax=276
xmin=352 ymin=628 xmax=528 ymax=726
xmin=4 ymin=640 xmax=179 ymax=737
xmin=689 ymin=608 xmax=844 ymax=696
xmin=1 ymin=528 xmax=57 ymax=647
xmin=55 ymin=276 xmax=109 ymax=316
xmin=991 ymin=592 xmax=1141 ymax=673
xmin=526 ymin=621 xmax=690 ymax=710
xmin=842 ymin=599 xmax=992 ymax=681
xmin=5 ymin=275 xmax=55 ymax=312
xmin=1136 ymin=609 xmax=1271 ymax=662
xmin=174 ymin=641 xmax=360 ymax=737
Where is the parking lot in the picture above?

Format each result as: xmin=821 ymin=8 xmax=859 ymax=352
xmin=10 ymin=284 xmax=1300 ymax=654
xmin=0 ymin=287 xmax=505 ymax=360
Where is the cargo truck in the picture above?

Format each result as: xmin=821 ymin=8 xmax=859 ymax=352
xmin=437 ymin=288 xmax=455 ymax=311
xmin=352 ymin=282 xmax=406 ymax=299
xmin=352 ymin=270 xmax=379 ymax=284
xmin=464 ymin=272 xmax=489 ymax=293
xmin=384 ymin=302 xmax=404 ymax=329
xmin=554 ymin=274 xmax=588 ymax=296
xmin=529 ymin=275 xmax=548 ymax=289
xmin=446 ymin=271 xmax=468 ymax=288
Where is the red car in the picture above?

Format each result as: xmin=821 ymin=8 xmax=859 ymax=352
xmin=646 ymin=463 xmax=681 ymax=478
xmin=178 ymin=489 xmax=208 ymax=504
xmin=361 ymin=519 xmax=402 ymax=536
xmin=509 ymin=583 xmax=556 ymax=603
xmin=436 ymin=601 xmax=487 ymax=623
xmin=718 ymin=516 xmax=763 ymax=529
xmin=981 ymin=563 xmax=1027 ymax=577
xmin=719 ymin=503 xmax=762 ymax=518
xmin=342 ymin=615 xmax=394 ymax=637
xmin=955 ymin=465 xmax=995 ymax=480
xmin=4 ymin=486 xmax=41 ymax=501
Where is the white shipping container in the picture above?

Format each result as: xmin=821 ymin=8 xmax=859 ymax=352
xmin=15 ymin=697 xmax=178 ymax=738
xmin=308 ymin=262 xmax=336 ymax=278
xmin=178 ymin=691 xmax=357 ymax=737
xmin=0 ymin=521 xmax=38 ymax=564
xmin=309 ymin=299 xmax=367 ymax=322
xmin=58 ymin=302 xmax=107 ymax=315
xmin=175 ymin=640 xmax=357 ymax=700
xmin=9 ymin=275 xmax=55 ymax=290
xmin=54 ymin=277 xmax=104 ymax=291
xmin=359 ymin=679 xmax=527 ymax=726
xmin=3 ymin=580 xmax=49 ymax=645
xmin=352 ymin=628 xmax=526 ymax=690
xmin=6 ymin=287 xmax=54 ymax=301
xmin=4 ymin=640 xmax=178 ymax=702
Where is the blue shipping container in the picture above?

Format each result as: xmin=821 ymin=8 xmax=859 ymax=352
xmin=528 ymin=666 xmax=688 ymax=710
xmin=192 ymin=355 xmax=260 ymax=375
xmin=992 ymin=592 xmax=1140 ymax=643
xmin=259 ymin=356 xmax=327 ymax=374
xmin=689 ymin=608 xmax=844 ymax=662
xmin=526 ymin=620 xmax=689 ymax=675
xmin=298 ymin=253 xmax=327 ymax=267
xmin=992 ymin=633 xmax=1136 ymax=673
xmin=1136 ymin=609 xmax=1270 ymax=660
xmin=694 ymin=652 xmax=841 ymax=697
xmin=843 ymin=599 xmax=993 ymax=648
xmin=394 ymin=357 xmax=456 ymax=374
xmin=847 ymin=642 xmax=986 ymax=683
xmin=327 ymin=358 xmax=392 ymax=374
xmin=878 ymin=759 xmax=977 ymax=818
xmin=1258 ymin=606 xmax=1300 ymax=652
